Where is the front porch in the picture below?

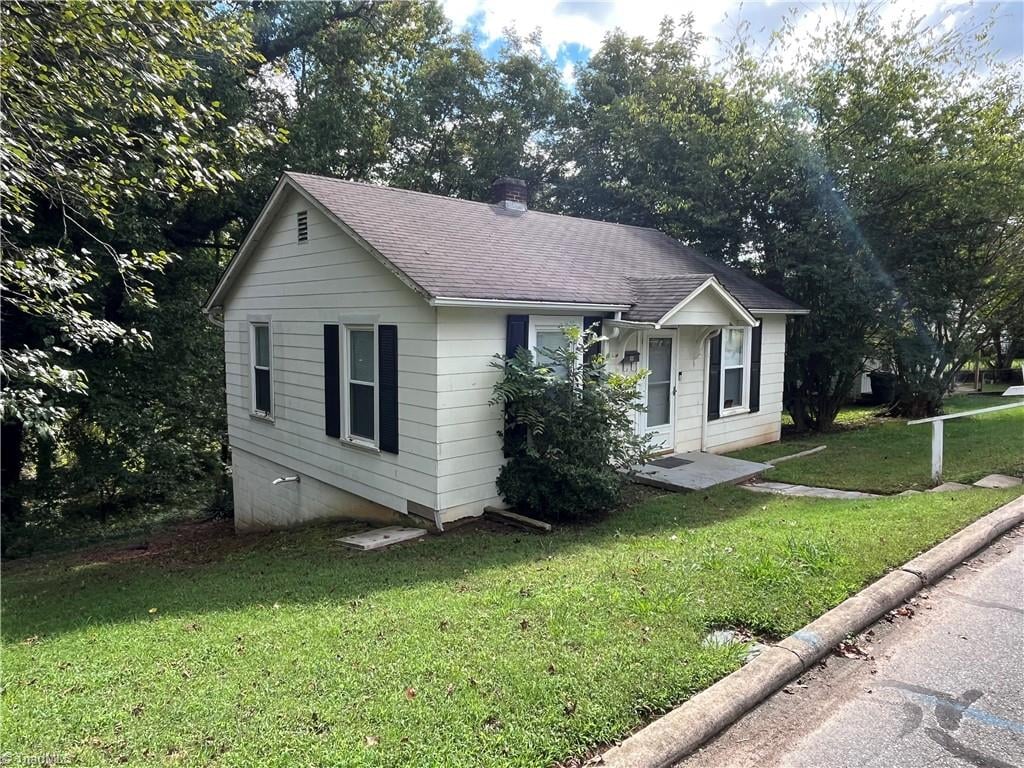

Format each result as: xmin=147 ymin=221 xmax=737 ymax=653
xmin=633 ymin=451 xmax=771 ymax=491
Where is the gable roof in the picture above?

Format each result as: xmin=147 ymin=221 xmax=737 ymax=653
xmin=205 ymin=172 xmax=805 ymax=316
xmin=625 ymin=275 xmax=757 ymax=327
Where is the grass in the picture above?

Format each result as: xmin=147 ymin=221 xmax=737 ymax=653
xmin=733 ymin=394 xmax=1024 ymax=494
xmin=3 ymin=485 xmax=1020 ymax=767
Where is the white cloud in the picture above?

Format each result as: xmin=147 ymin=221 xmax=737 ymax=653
xmin=441 ymin=0 xmax=729 ymax=60
xmin=441 ymin=0 xmax=991 ymax=70
xmin=560 ymin=60 xmax=577 ymax=86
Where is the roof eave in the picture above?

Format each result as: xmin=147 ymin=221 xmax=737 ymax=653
xmin=429 ymin=296 xmax=631 ymax=313
xmin=750 ymin=307 xmax=811 ymax=315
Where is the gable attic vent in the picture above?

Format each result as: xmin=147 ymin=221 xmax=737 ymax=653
xmin=297 ymin=210 xmax=309 ymax=242
xmin=491 ymin=177 xmax=528 ymax=212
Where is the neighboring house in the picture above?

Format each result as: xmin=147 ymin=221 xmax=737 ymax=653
xmin=851 ymin=359 xmax=881 ymax=399
xmin=204 ymin=173 xmax=807 ymax=531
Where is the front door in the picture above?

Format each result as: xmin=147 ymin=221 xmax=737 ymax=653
xmin=643 ymin=333 xmax=675 ymax=451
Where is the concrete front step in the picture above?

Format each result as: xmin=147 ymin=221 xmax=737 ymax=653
xmin=973 ymin=473 xmax=1023 ymax=489
xmin=927 ymin=482 xmax=973 ymax=492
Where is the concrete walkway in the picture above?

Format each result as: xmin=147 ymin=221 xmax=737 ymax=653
xmin=677 ymin=525 xmax=1024 ymax=768
xmin=745 ymin=473 xmax=1021 ymax=500
xmin=744 ymin=481 xmax=881 ymax=500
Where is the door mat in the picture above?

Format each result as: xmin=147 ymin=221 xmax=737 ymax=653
xmin=648 ymin=456 xmax=693 ymax=469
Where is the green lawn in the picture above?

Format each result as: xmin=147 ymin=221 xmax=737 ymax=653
xmin=733 ymin=395 xmax=1024 ymax=494
xmin=3 ymin=485 xmax=1019 ymax=767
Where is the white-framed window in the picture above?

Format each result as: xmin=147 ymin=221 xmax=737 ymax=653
xmin=250 ymin=321 xmax=273 ymax=417
xmin=345 ymin=324 xmax=377 ymax=445
xmin=529 ymin=315 xmax=583 ymax=375
xmin=720 ymin=326 xmax=750 ymax=413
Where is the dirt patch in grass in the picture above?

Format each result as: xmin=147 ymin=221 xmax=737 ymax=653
xmin=3 ymin=517 xmax=262 ymax=576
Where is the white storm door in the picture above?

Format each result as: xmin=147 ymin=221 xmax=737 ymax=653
xmin=644 ymin=333 xmax=675 ymax=451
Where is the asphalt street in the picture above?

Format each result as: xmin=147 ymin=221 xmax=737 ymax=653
xmin=678 ymin=522 xmax=1024 ymax=768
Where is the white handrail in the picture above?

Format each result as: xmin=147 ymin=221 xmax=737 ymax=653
xmin=907 ymin=401 xmax=1023 ymax=482
xmin=907 ymin=401 xmax=1024 ymax=425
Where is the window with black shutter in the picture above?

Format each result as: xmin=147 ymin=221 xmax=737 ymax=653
xmin=707 ymin=332 xmax=721 ymax=422
xmin=749 ymin=320 xmax=763 ymax=413
xmin=251 ymin=322 xmax=272 ymax=416
xmin=378 ymin=325 xmax=399 ymax=454
xmin=504 ymin=315 xmax=529 ymax=455
xmin=323 ymin=325 xmax=341 ymax=437
xmin=583 ymin=315 xmax=604 ymax=365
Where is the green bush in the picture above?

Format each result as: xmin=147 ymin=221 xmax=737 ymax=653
xmin=490 ymin=325 xmax=653 ymax=522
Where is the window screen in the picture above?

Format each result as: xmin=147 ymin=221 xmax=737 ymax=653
xmin=348 ymin=327 xmax=375 ymax=440
xmin=252 ymin=323 xmax=272 ymax=414
xmin=721 ymin=328 xmax=745 ymax=409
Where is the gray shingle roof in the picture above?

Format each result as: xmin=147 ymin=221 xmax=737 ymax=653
xmin=625 ymin=275 xmax=716 ymax=322
xmin=286 ymin=172 xmax=803 ymax=314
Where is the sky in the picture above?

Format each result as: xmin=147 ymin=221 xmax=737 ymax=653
xmin=441 ymin=0 xmax=1023 ymax=84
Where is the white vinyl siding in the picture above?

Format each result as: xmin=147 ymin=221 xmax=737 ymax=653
xmin=432 ymin=307 xmax=507 ymax=520
xmin=222 ymin=189 xmax=439 ymax=515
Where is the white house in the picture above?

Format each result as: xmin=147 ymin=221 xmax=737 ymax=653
xmin=204 ymin=173 xmax=807 ymax=531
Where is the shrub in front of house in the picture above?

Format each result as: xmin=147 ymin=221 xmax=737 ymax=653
xmin=490 ymin=326 xmax=653 ymax=522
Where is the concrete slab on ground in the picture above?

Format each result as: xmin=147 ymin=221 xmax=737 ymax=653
xmin=744 ymin=481 xmax=880 ymax=500
xmin=1002 ymin=385 xmax=1024 ymax=396
xmin=633 ymin=452 xmax=771 ymax=491
xmin=973 ymin=473 xmax=1023 ymax=489
xmin=927 ymin=482 xmax=973 ymax=492
xmin=337 ymin=526 xmax=426 ymax=551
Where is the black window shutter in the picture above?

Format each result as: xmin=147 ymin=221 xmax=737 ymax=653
xmin=582 ymin=315 xmax=603 ymax=365
xmin=323 ymin=324 xmax=341 ymax=438
xmin=749 ymin=319 xmax=763 ymax=413
xmin=506 ymin=314 xmax=529 ymax=358
xmin=378 ymin=325 xmax=399 ymax=454
xmin=504 ymin=315 xmax=529 ymax=455
xmin=707 ymin=332 xmax=722 ymax=422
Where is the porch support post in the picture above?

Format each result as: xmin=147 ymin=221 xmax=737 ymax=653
xmin=931 ymin=420 xmax=944 ymax=482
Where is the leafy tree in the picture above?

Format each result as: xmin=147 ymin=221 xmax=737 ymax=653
xmin=550 ymin=18 xmax=747 ymax=260
xmin=0 ymin=0 xmax=271 ymax=429
xmin=490 ymin=327 xmax=652 ymax=522
xmin=389 ymin=31 xmax=567 ymax=201
xmin=777 ymin=7 xmax=1024 ymax=417
xmin=0 ymin=0 xmax=274 ymax=543
xmin=255 ymin=2 xmax=566 ymax=201
xmin=719 ymin=33 xmax=886 ymax=431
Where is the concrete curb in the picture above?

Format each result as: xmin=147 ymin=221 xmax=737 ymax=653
xmin=599 ymin=493 xmax=1024 ymax=768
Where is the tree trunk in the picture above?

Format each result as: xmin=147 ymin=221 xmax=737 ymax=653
xmin=1 ymin=420 xmax=26 ymax=555
xmin=36 ymin=435 xmax=55 ymax=491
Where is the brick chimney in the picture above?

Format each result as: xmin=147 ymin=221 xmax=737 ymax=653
xmin=491 ymin=176 xmax=528 ymax=211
